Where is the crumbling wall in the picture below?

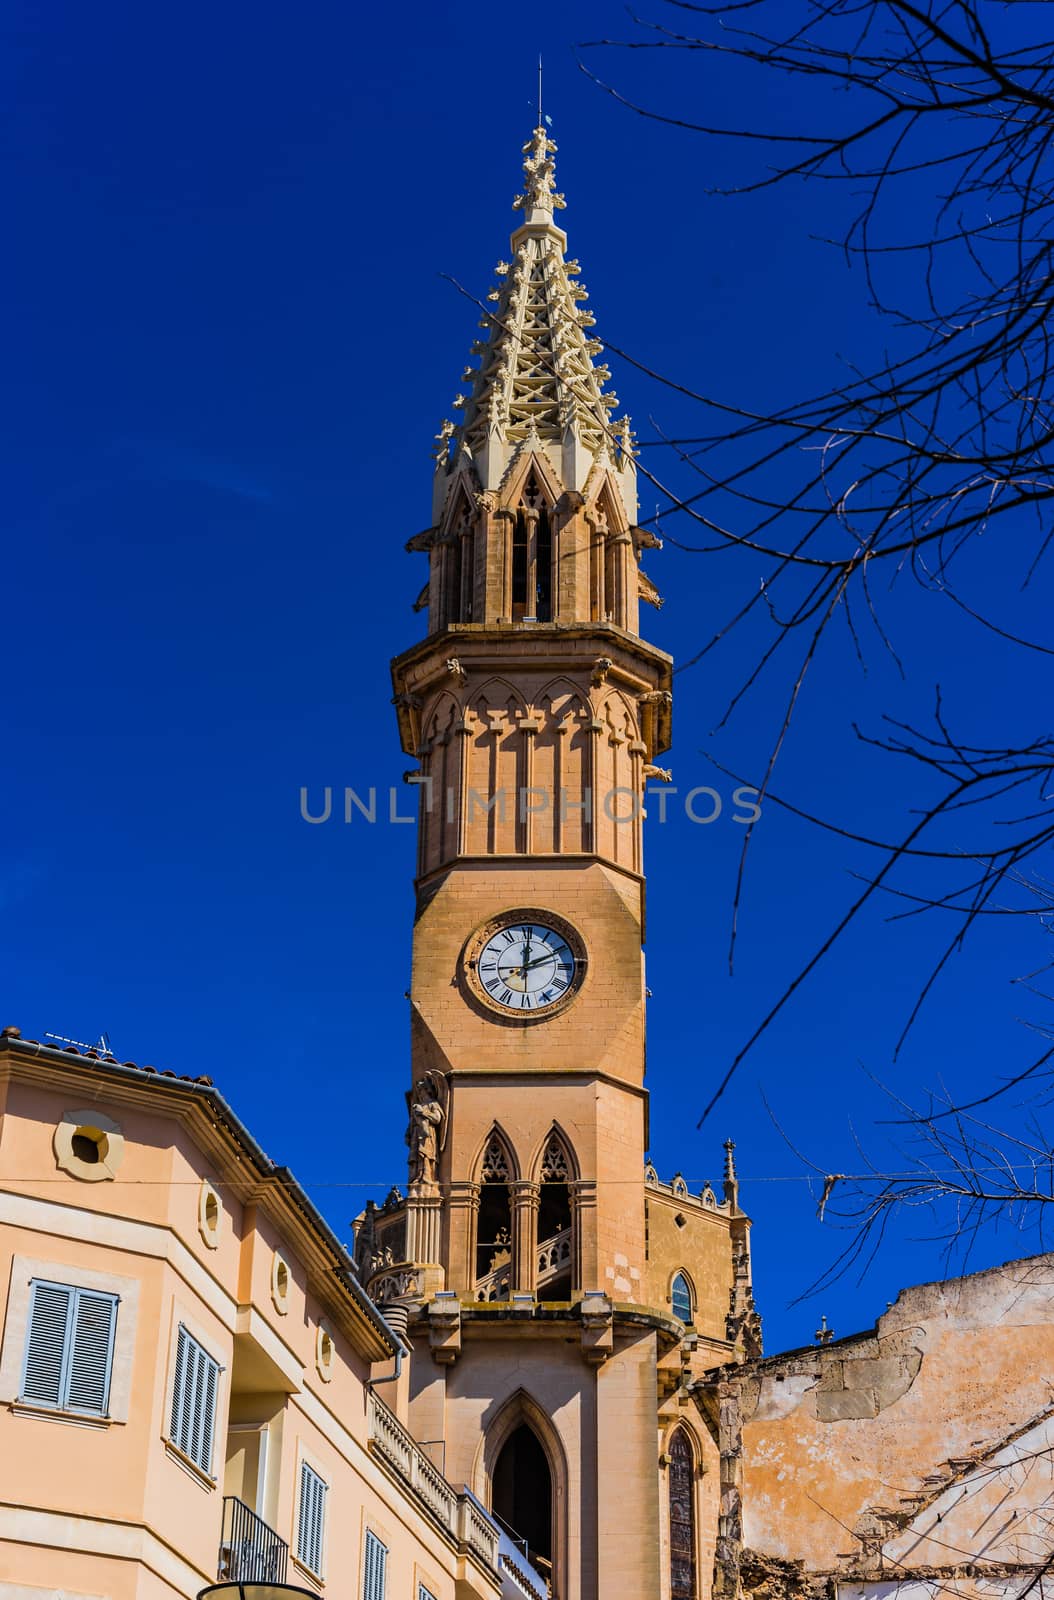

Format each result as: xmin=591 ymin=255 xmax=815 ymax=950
xmin=704 ymin=1254 xmax=1054 ymax=1600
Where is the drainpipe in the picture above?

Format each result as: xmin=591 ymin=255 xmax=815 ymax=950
xmin=367 ymin=1301 xmax=408 ymax=1387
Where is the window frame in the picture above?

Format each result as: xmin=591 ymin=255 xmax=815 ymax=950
xmin=167 ymin=1322 xmax=222 ymax=1479
xmin=671 ymin=1271 xmax=694 ymax=1324
xmin=19 ymin=1277 xmax=119 ymax=1417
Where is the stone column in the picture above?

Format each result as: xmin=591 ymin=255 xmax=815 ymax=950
xmin=571 ymin=1178 xmax=598 ymax=1297
xmin=405 ymin=1187 xmax=443 ymax=1268
xmin=612 ymin=530 xmax=634 ymax=631
xmin=628 ymin=738 xmax=647 ymax=876
xmin=511 ymin=1180 xmax=540 ymax=1293
xmin=446 ymin=1180 xmax=480 ymax=1294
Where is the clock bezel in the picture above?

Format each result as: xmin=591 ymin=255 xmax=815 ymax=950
xmin=462 ymin=908 xmax=588 ymax=1022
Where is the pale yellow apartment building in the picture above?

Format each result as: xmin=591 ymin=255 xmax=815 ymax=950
xmin=0 ymin=1025 xmax=534 ymax=1600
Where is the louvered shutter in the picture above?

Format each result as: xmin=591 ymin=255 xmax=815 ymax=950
xmin=66 ymin=1290 xmax=118 ymax=1412
xmin=169 ymin=1325 xmax=220 ymax=1475
xmin=363 ymin=1529 xmax=388 ymax=1600
xmin=419 ymin=1587 xmax=438 ymax=1600
xmin=21 ymin=1281 xmax=118 ymax=1415
xmin=22 ymin=1282 xmax=73 ymax=1406
xmin=296 ymin=1461 xmax=328 ymax=1576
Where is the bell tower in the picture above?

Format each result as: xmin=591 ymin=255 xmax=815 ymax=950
xmin=358 ymin=124 xmax=756 ymax=1600
xmin=389 ymin=123 xmax=671 ymax=1315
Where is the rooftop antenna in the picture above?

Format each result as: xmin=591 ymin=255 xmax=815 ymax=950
xmin=46 ymin=1030 xmax=114 ymax=1057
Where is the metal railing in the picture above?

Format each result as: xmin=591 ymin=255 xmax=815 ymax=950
xmin=218 ymin=1494 xmax=289 ymax=1583
xmin=491 ymin=1508 xmax=552 ymax=1599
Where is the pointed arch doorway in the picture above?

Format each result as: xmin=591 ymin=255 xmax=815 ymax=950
xmin=479 ymin=1390 xmax=566 ymax=1599
xmin=493 ymin=1423 xmax=552 ymax=1583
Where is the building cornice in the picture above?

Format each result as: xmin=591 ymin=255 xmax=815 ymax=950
xmin=0 ymin=1035 xmax=396 ymax=1364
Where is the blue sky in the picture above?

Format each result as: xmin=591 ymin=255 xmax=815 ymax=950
xmin=5 ymin=1 xmax=1050 ymax=1352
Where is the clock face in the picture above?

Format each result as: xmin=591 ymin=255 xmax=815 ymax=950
xmin=465 ymin=912 xmax=586 ymax=1019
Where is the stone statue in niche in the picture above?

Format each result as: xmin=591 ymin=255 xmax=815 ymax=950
xmin=406 ymin=1070 xmax=448 ymax=1189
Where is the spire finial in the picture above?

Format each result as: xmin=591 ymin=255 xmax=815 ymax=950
xmin=723 ymin=1137 xmax=739 ymax=1209
xmin=513 ymin=123 xmax=566 ymax=219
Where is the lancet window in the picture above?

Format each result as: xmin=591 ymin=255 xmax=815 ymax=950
xmin=511 ymin=470 xmax=554 ymax=624
xmin=440 ymin=502 xmax=475 ymax=628
xmin=536 ymin=1133 xmax=573 ymax=1301
xmin=476 ymin=1135 xmax=513 ymax=1298
xmin=668 ymin=1427 xmax=697 ymax=1600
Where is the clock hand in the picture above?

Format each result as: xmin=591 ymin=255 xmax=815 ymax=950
xmin=522 ymin=952 xmax=562 ymax=972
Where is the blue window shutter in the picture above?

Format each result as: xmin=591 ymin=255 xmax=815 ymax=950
xmin=65 ymin=1290 xmax=118 ymax=1412
xmin=21 ymin=1281 xmax=118 ymax=1416
xmin=297 ymin=1461 xmax=328 ymax=1575
xmin=169 ymin=1322 xmax=189 ymax=1449
xmin=364 ymin=1529 xmax=388 ymax=1600
xmin=170 ymin=1325 xmax=220 ymax=1474
xmin=22 ymin=1282 xmax=73 ymax=1406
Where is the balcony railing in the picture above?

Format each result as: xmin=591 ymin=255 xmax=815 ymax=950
xmin=492 ymin=1508 xmax=551 ymax=1599
xmin=219 ymin=1494 xmax=289 ymax=1583
xmin=536 ymin=1227 xmax=571 ymax=1289
xmin=367 ymin=1389 xmax=501 ymax=1572
xmin=474 ymin=1227 xmax=573 ymax=1302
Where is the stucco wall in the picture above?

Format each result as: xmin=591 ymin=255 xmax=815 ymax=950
xmin=715 ymin=1254 xmax=1054 ymax=1600
xmin=0 ymin=1061 xmax=499 ymax=1600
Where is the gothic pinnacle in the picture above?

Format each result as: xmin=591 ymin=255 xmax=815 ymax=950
xmin=429 ymin=120 xmax=638 ymax=518
xmin=513 ymin=125 xmax=566 ymax=220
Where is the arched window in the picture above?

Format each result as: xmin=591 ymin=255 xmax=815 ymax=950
xmin=671 ymin=1272 xmax=693 ymax=1325
xmin=668 ymin=1428 xmax=696 ymax=1600
xmin=511 ymin=510 xmax=529 ymax=621
xmin=535 ymin=504 xmax=552 ymax=621
xmin=445 ymin=533 xmax=462 ymax=627
xmin=476 ymin=1135 xmax=513 ymax=1298
xmin=536 ymin=1134 xmax=573 ymax=1300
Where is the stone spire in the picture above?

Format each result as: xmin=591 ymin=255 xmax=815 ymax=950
xmin=435 ymin=123 xmax=636 ymax=516
xmin=723 ymin=1138 xmax=739 ymax=1209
